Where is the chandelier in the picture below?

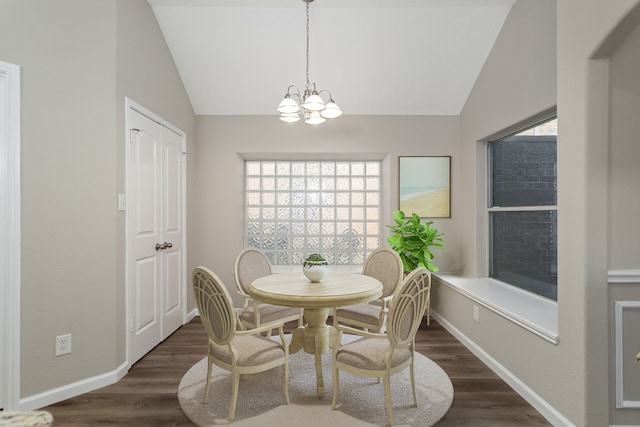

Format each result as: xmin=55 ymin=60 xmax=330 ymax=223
xmin=277 ymin=0 xmax=342 ymax=125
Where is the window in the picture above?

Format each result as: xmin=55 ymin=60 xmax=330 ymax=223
xmin=488 ymin=117 xmax=557 ymax=300
xmin=244 ymin=160 xmax=382 ymax=267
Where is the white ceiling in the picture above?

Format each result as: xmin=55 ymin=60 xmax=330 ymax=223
xmin=148 ymin=0 xmax=516 ymax=116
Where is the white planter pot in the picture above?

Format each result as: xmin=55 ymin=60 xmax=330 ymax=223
xmin=303 ymin=263 xmax=328 ymax=282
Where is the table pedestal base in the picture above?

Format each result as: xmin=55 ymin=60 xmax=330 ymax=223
xmin=289 ymin=307 xmax=337 ymax=398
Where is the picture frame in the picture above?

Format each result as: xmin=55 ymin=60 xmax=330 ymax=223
xmin=399 ymin=156 xmax=451 ymax=218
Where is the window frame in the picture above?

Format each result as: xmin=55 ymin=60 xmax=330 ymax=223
xmin=485 ymin=113 xmax=558 ymax=300
xmin=242 ymin=159 xmax=383 ymax=269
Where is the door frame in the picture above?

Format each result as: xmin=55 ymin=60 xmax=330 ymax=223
xmin=0 ymin=61 xmax=21 ymax=410
xmin=124 ymin=97 xmax=187 ymax=368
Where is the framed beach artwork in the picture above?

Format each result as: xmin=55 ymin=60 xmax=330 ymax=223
xmin=399 ymin=156 xmax=451 ymax=218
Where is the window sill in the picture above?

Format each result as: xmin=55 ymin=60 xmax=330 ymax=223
xmin=433 ymin=273 xmax=559 ymax=344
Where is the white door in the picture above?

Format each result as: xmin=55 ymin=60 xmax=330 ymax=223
xmin=128 ymin=107 xmax=185 ymax=364
xmin=159 ymin=125 xmax=184 ymax=339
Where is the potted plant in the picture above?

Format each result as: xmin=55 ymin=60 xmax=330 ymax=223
xmin=387 ymin=210 xmax=444 ymax=272
xmin=303 ymin=253 xmax=328 ymax=282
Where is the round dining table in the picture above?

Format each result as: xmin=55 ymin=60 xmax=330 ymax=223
xmin=249 ymin=271 xmax=382 ymax=398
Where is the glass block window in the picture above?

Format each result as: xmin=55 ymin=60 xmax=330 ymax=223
xmin=244 ymin=160 xmax=382 ymax=267
xmin=488 ymin=117 xmax=558 ymax=300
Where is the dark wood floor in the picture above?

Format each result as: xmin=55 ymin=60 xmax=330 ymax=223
xmin=44 ymin=317 xmax=551 ymax=426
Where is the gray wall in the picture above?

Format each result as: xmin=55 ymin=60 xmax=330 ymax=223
xmin=5 ymin=1 xmax=640 ymax=424
xmin=1 ymin=0 xmax=119 ymax=397
xmin=608 ymin=15 xmax=640 ymax=272
xmin=606 ymin=12 xmax=640 ymax=426
xmin=115 ymin=0 xmax=197 ymax=360
xmin=0 ymin=0 xmax=195 ymax=398
xmin=438 ymin=0 xmax=640 ymax=425
xmin=557 ymin=0 xmax=640 ymax=424
xmin=442 ymin=0 xmax=566 ymax=420
xmin=192 ymin=115 xmax=460 ymax=307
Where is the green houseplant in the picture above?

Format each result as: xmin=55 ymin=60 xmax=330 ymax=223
xmin=303 ymin=253 xmax=327 ymax=268
xmin=387 ymin=210 xmax=444 ymax=272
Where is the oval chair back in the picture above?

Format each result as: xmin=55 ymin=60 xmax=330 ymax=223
xmin=331 ymin=267 xmax=432 ymax=425
xmin=362 ymin=248 xmax=404 ymax=298
xmin=233 ymin=248 xmax=302 ymax=332
xmin=192 ymin=266 xmax=236 ymax=346
xmin=191 ymin=266 xmax=290 ymax=421
xmin=234 ymin=248 xmax=272 ymax=295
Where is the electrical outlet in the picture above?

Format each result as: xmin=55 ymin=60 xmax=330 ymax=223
xmin=55 ymin=334 xmax=72 ymax=356
xmin=473 ymin=305 xmax=479 ymax=323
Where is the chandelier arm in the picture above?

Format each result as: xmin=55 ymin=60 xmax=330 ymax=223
xmin=316 ymin=89 xmax=333 ymax=102
xmin=287 ymin=85 xmax=301 ymax=100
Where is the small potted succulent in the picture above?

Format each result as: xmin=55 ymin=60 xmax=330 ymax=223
xmin=303 ymin=253 xmax=328 ymax=282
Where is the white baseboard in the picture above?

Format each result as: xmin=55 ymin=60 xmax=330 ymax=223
xmin=20 ymin=311 xmax=201 ymax=411
xmin=19 ymin=361 xmax=129 ymax=411
xmin=433 ymin=312 xmax=575 ymax=427
xmin=186 ymin=307 xmax=199 ymax=322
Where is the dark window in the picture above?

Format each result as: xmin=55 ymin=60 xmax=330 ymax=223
xmin=488 ymin=117 xmax=557 ymax=300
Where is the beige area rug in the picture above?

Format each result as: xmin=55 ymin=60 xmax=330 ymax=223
xmin=178 ymin=335 xmax=454 ymax=426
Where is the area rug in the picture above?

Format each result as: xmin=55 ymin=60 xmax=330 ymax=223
xmin=178 ymin=335 xmax=453 ymax=426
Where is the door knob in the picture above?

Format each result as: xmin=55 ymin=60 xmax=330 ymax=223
xmin=155 ymin=243 xmax=164 ymax=251
xmin=165 ymin=242 xmax=173 ymax=249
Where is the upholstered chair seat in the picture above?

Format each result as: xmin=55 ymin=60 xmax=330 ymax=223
xmin=234 ymin=248 xmax=302 ymax=333
xmin=334 ymin=248 xmax=403 ymax=332
xmin=334 ymin=336 xmax=412 ymax=371
xmin=334 ymin=303 xmax=384 ymax=328
xmin=238 ymin=302 xmax=300 ymax=327
xmin=209 ymin=334 xmax=287 ymax=367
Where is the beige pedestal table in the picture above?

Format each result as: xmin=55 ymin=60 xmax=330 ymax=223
xmin=250 ymin=272 xmax=382 ymax=398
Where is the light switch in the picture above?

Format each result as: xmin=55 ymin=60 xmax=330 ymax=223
xmin=118 ymin=194 xmax=126 ymax=211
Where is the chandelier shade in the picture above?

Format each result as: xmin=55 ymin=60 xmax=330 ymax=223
xmin=302 ymin=90 xmax=325 ymax=111
xmin=320 ymin=100 xmax=342 ymax=119
xmin=279 ymin=112 xmax=301 ymax=123
xmin=277 ymin=95 xmax=301 ymax=114
xmin=277 ymin=0 xmax=341 ymax=125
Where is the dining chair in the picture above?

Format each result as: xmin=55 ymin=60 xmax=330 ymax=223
xmin=333 ymin=248 xmax=403 ymax=333
xmin=331 ymin=267 xmax=431 ymax=426
xmin=234 ymin=248 xmax=303 ymax=334
xmin=192 ymin=266 xmax=290 ymax=421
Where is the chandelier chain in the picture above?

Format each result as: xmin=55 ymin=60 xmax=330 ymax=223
xmin=276 ymin=0 xmax=341 ymax=124
xmin=305 ymin=0 xmax=310 ymax=88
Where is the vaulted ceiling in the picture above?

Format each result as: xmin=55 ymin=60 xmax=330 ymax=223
xmin=148 ymin=0 xmax=516 ymax=116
